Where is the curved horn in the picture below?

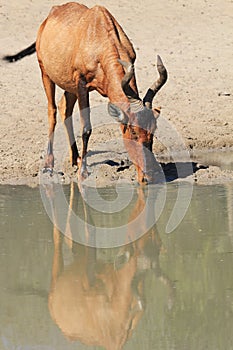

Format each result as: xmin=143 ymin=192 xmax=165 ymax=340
xmin=143 ymin=55 xmax=168 ymax=109
xmin=118 ymin=59 xmax=144 ymax=111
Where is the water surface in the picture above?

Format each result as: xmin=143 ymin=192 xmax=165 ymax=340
xmin=1 ymin=181 xmax=233 ymax=350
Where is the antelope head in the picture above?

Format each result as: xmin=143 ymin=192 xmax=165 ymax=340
xmin=108 ymin=55 xmax=167 ymax=184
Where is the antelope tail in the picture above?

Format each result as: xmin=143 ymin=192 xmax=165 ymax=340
xmin=3 ymin=42 xmax=36 ymax=62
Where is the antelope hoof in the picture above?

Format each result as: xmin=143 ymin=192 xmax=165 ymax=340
xmin=42 ymin=167 xmax=53 ymax=176
xmin=78 ymin=168 xmax=89 ymax=180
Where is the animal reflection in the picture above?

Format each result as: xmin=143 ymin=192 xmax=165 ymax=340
xmin=47 ymin=183 xmax=174 ymax=349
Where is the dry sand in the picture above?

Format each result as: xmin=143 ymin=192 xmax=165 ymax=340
xmin=1 ymin=0 xmax=233 ymax=186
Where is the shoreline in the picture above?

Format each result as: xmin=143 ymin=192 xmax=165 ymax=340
xmin=1 ymin=147 xmax=233 ymax=188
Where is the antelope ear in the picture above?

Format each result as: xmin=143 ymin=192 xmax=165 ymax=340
xmin=153 ymin=106 xmax=161 ymax=119
xmin=108 ymin=103 xmax=128 ymax=124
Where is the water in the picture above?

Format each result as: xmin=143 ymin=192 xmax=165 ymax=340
xmin=1 ymin=181 xmax=233 ymax=350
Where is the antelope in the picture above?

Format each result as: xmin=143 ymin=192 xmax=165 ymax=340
xmin=4 ymin=2 xmax=167 ymax=183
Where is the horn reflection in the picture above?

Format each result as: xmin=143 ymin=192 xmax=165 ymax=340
xmin=45 ymin=182 xmax=174 ymax=350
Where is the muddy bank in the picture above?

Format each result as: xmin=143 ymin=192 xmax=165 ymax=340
xmin=1 ymin=0 xmax=233 ymax=187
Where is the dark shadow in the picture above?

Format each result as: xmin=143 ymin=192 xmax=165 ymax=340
xmin=88 ymin=148 xmax=131 ymax=170
xmin=160 ymin=162 xmax=208 ymax=182
xmin=89 ymin=158 xmax=132 ymax=171
xmin=88 ymin=157 xmax=208 ymax=182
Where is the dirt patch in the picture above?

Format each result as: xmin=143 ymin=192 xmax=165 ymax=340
xmin=1 ymin=0 xmax=233 ymax=187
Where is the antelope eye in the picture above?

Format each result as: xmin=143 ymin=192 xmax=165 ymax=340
xmin=130 ymin=129 xmax=139 ymax=140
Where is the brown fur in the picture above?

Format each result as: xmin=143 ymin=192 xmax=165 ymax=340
xmin=36 ymin=2 xmax=166 ymax=182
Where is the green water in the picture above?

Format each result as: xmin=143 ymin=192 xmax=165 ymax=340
xmin=1 ymin=182 xmax=233 ymax=350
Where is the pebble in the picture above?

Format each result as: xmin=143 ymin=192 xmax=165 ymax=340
xmin=218 ymin=92 xmax=231 ymax=96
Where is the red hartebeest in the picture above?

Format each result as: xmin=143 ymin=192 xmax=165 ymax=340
xmin=3 ymin=2 xmax=167 ymax=183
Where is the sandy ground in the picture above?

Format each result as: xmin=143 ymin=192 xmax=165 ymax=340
xmin=1 ymin=0 xmax=233 ymax=187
